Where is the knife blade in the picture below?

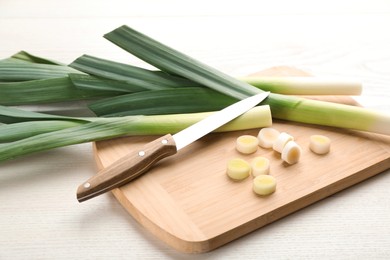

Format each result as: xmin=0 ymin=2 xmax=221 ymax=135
xmin=77 ymin=91 xmax=269 ymax=202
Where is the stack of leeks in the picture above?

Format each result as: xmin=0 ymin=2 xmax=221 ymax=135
xmin=1 ymin=25 xmax=389 ymax=162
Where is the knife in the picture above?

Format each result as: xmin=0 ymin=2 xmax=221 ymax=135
xmin=77 ymin=91 xmax=269 ymax=202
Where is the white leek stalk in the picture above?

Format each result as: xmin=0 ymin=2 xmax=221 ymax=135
xmin=241 ymin=76 xmax=362 ymax=95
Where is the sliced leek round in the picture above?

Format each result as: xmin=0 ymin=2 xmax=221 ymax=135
xmin=226 ymin=158 xmax=251 ymax=180
xmin=281 ymin=141 xmax=302 ymax=164
xmin=253 ymin=175 xmax=277 ymax=196
xmin=257 ymin=127 xmax=280 ymax=148
xmin=236 ymin=135 xmax=259 ymax=154
xmin=251 ymin=156 xmax=270 ymax=177
xmin=273 ymin=132 xmax=294 ymax=153
xmin=310 ymin=135 xmax=331 ymax=154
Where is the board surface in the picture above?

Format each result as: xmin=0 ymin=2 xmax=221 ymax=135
xmin=93 ymin=67 xmax=390 ymax=253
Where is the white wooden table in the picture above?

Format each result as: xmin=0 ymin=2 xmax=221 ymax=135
xmin=1 ymin=1 xmax=389 ymax=259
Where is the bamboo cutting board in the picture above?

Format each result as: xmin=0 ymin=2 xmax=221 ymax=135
xmin=93 ymin=67 xmax=390 ymax=253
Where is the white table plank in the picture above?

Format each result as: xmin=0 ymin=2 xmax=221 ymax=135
xmin=1 ymin=1 xmax=389 ymax=259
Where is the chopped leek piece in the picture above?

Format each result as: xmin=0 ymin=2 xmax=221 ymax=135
xmin=226 ymin=158 xmax=251 ymax=181
xmin=251 ymin=156 xmax=270 ymax=177
xmin=273 ymin=132 xmax=294 ymax=153
xmin=257 ymin=127 xmax=280 ymax=149
xmin=236 ymin=135 xmax=259 ymax=154
xmin=281 ymin=141 xmax=302 ymax=164
xmin=253 ymin=175 xmax=277 ymax=196
xmin=309 ymin=135 xmax=331 ymax=155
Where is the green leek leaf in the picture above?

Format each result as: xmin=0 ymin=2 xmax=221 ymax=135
xmin=0 ymin=61 xmax=79 ymax=82
xmin=0 ymin=120 xmax=83 ymax=142
xmin=69 ymin=54 xmax=199 ymax=90
xmin=10 ymin=50 xmax=66 ymax=65
xmin=0 ymin=77 xmax=119 ymax=105
xmin=69 ymin=73 xmax=145 ymax=93
xmin=88 ymin=87 xmax=237 ymax=117
xmin=0 ymin=105 xmax=90 ymax=124
xmin=104 ymin=25 xmax=261 ymax=99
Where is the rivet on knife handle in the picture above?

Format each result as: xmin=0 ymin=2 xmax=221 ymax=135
xmin=77 ymin=134 xmax=177 ymax=202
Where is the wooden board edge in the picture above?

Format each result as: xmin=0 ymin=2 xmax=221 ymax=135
xmin=93 ymin=135 xmax=390 ymax=253
xmin=201 ymin=155 xmax=390 ymax=252
xmin=92 ymin=142 xmax=214 ymax=253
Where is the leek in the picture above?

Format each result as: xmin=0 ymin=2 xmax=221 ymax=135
xmin=0 ymin=60 xmax=79 ymax=82
xmin=0 ymin=51 xmax=80 ymax=84
xmin=70 ymin=54 xmax=362 ymax=95
xmin=264 ymin=93 xmax=390 ymax=135
xmin=0 ymin=105 xmax=272 ymax=162
xmin=0 ymin=120 xmax=83 ymax=142
xmin=10 ymin=50 xmax=67 ymax=65
xmin=69 ymin=73 xmax=145 ymax=93
xmin=0 ymin=51 xmax=362 ymax=107
xmin=69 ymin=54 xmax=199 ymax=90
xmin=0 ymin=77 xmax=119 ymax=105
xmin=87 ymin=86 xmax=390 ymax=135
xmin=104 ymin=25 xmax=261 ymax=99
xmin=88 ymin=87 xmax=236 ymax=117
xmin=0 ymin=25 xmax=388 ymax=163
xmin=104 ymin=25 xmax=390 ymax=135
xmin=0 ymin=104 xmax=89 ymax=124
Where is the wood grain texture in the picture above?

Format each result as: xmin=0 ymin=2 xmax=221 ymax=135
xmin=93 ymin=67 xmax=390 ymax=253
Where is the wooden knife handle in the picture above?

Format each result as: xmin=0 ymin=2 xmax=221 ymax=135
xmin=77 ymin=134 xmax=177 ymax=202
